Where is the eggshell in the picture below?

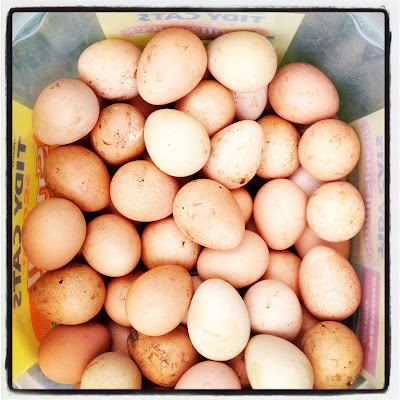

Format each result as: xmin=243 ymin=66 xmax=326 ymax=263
xmin=22 ymin=198 xmax=86 ymax=271
xmin=126 ymin=94 xmax=162 ymax=119
xmin=245 ymin=334 xmax=314 ymax=389
xmin=32 ymin=79 xmax=100 ymax=145
xmin=233 ymin=86 xmax=268 ymax=121
xmin=110 ymin=160 xmax=180 ymax=222
xmin=90 ymin=103 xmax=145 ymax=166
xmin=38 ymin=322 xmax=111 ymax=384
xmin=173 ymin=179 xmax=245 ymax=250
xmin=306 ymin=181 xmax=365 ymax=242
xmin=253 ymin=179 xmax=307 ymax=250
xmin=30 ymin=262 xmax=106 ymax=325
xmin=301 ymin=321 xmax=363 ymax=389
xmin=299 ymin=246 xmax=361 ymax=320
xmin=203 ymin=121 xmax=264 ymax=189
xmin=230 ymin=187 xmax=253 ymax=224
xmin=197 ymin=230 xmax=269 ymax=289
xmin=125 ymin=265 xmax=193 ymax=336
xmin=175 ymin=361 xmax=241 ymax=389
xmin=82 ymin=214 xmax=141 ymax=277
xmin=256 ymin=115 xmax=300 ymax=179
xmin=299 ymin=119 xmax=361 ymax=181
xmin=144 ymin=109 xmax=210 ymax=177
xmin=295 ymin=224 xmax=351 ymax=259
xmin=181 ymin=275 xmax=203 ymax=326
xmin=78 ymin=39 xmax=142 ymax=100
xmin=80 ymin=352 xmax=142 ymax=389
xmin=137 ymin=27 xmax=207 ymax=105
xmin=175 ymin=80 xmax=236 ymax=137
xmin=104 ymin=270 xmax=144 ymax=326
xmin=268 ymin=62 xmax=340 ymax=124
xmin=104 ymin=320 xmax=132 ymax=355
xmin=43 ymin=145 xmax=110 ymax=212
xmin=207 ymin=31 xmax=277 ymax=92
xmin=141 ymin=216 xmax=201 ymax=271
xmin=187 ymin=279 xmax=250 ymax=361
xmin=289 ymin=165 xmax=325 ymax=198
xmin=292 ymin=304 xmax=321 ymax=348
xmin=127 ymin=325 xmax=201 ymax=387
xmin=262 ymin=250 xmax=301 ymax=298
xmin=225 ymin=351 xmax=251 ymax=389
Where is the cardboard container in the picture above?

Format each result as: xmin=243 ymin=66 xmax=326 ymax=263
xmin=8 ymin=9 xmax=388 ymax=392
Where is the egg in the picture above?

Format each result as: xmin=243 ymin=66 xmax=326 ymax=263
xmin=137 ymin=27 xmax=207 ymax=105
xmin=32 ymin=78 xmax=100 ymax=145
xmin=268 ymin=62 xmax=340 ymax=124
xmin=82 ymin=214 xmax=141 ymax=277
xmin=30 ymin=262 xmax=106 ymax=325
xmin=207 ymin=31 xmax=277 ymax=92
xmin=244 ymin=279 xmax=302 ymax=341
xmin=125 ymin=265 xmax=193 ymax=336
xmin=110 ymin=160 xmax=180 ymax=222
xmin=38 ymin=321 xmax=111 ymax=384
xmin=288 ymin=165 xmax=325 ymax=197
xmin=78 ymin=39 xmax=142 ymax=100
xmin=181 ymin=275 xmax=203 ymax=326
xmin=262 ymin=250 xmax=301 ymax=298
xmin=202 ymin=121 xmax=264 ymax=189
xmin=175 ymin=361 xmax=241 ymax=389
xmin=175 ymin=80 xmax=236 ymax=137
xmin=141 ymin=216 xmax=201 ymax=271
xmin=197 ymin=230 xmax=269 ymax=289
xmin=104 ymin=319 xmax=132 ymax=355
xmin=299 ymin=246 xmax=361 ymax=320
xmin=292 ymin=304 xmax=321 ymax=348
xmin=306 ymin=181 xmax=365 ymax=242
xmin=126 ymin=94 xmax=162 ymax=119
xmin=90 ymin=103 xmax=145 ymax=166
xmin=144 ymin=109 xmax=210 ymax=177
xmin=127 ymin=325 xmax=201 ymax=387
xmin=22 ymin=198 xmax=86 ymax=271
xmin=256 ymin=115 xmax=300 ymax=179
xmin=104 ymin=270 xmax=144 ymax=326
xmin=301 ymin=321 xmax=363 ymax=389
xmin=173 ymin=179 xmax=245 ymax=250
xmin=253 ymin=179 xmax=307 ymax=250
xmin=299 ymin=119 xmax=361 ymax=181
xmin=43 ymin=144 xmax=110 ymax=212
xmin=225 ymin=351 xmax=251 ymax=389
xmin=245 ymin=334 xmax=314 ymax=389
xmin=80 ymin=352 xmax=142 ymax=389
xmin=187 ymin=279 xmax=250 ymax=361
xmin=232 ymin=86 xmax=268 ymax=121
xmin=230 ymin=187 xmax=253 ymax=224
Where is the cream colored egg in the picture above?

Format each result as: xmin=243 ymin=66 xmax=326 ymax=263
xmin=230 ymin=187 xmax=253 ymax=224
xmin=187 ymin=279 xmax=250 ymax=361
xmin=207 ymin=31 xmax=277 ymax=92
xmin=232 ymin=86 xmax=268 ymax=121
xmin=202 ymin=121 xmax=264 ymax=189
xmin=289 ymin=166 xmax=325 ymax=198
xmin=144 ymin=109 xmax=210 ymax=177
xmin=245 ymin=334 xmax=314 ymax=389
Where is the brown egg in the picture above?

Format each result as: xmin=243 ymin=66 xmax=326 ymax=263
xmin=175 ymin=80 xmax=236 ymax=137
xmin=292 ymin=304 xmax=321 ymax=348
xmin=175 ymin=361 xmax=241 ymax=389
xmin=90 ymin=103 xmax=145 ymax=166
xmin=137 ymin=27 xmax=207 ymax=105
xmin=299 ymin=246 xmax=361 ymax=320
xmin=289 ymin=165 xmax=325 ymax=198
xmin=306 ymin=181 xmax=365 ymax=242
xmin=104 ymin=270 xmax=144 ymax=326
xmin=43 ymin=145 xmax=110 ymax=212
xmin=299 ymin=119 xmax=361 ymax=181
xmin=125 ymin=265 xmax=193 ymax=336
xmin=256 ymin=115 xmax=300 ymax=179
xmin=262 ymin=250 xmax=301 ymax=298
xmin=197 ymin=230 xmax=269 ymax=289
xmin=141 ymin=216 xmax=201 ymax=271
xmin=173 ymin=179 xmax=245 ymax=250
xmin=127 ymin=325 xmax=201 ymax=387
xmin=230 ymin=187 xmax=253 ymax=224
xmin=295 ymin=224 xmax=351 ymax=259
xmin=301 ymin=321 xmax=363 ymax=389
xmin=22 ymin=198 xmax=86 ymax=271
xmin=104 ymin=319 xmax=132 ymax=355
xmin=38 ymin=321 xmax=111 ymax=384
xmin=31 ymin=262 xmax=106 ymax=325
xmin=32 ymin=78 xmax=100 ymax=145
xmin=225 ymin=351 xmax=251 ymax=389
xmin=253 ymin=179 xmax=307 ymax=250
xmin=268 ymin=62 xmax=340 ymax=124
xmin=82 ymin=214 xmax=141 ymax=277
xmin=110 ymin=160 xmax=180 ymax=222
xmin=74 ymin=382 xmax=81 ymax=389
xmin=80 ymin=352 xmax=142 ymax=389
xmin=181 ymin=275 xmax=203 ymax=326
xmin=126 ymin=94 xmax=162 ymax=119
